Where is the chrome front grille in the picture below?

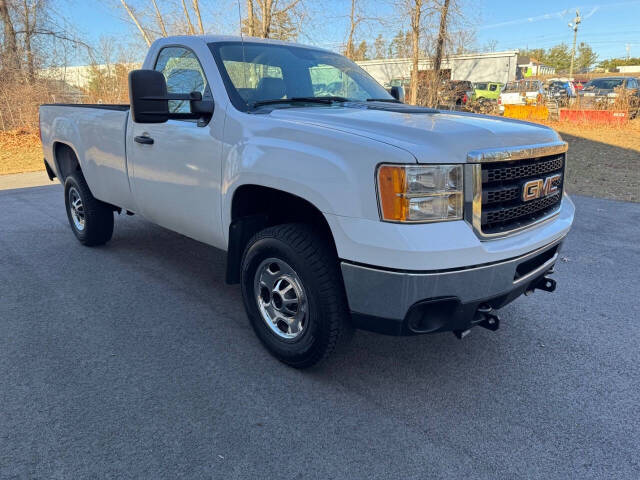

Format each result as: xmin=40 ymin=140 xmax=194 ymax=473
xmin=469 ymin=142 xmax=568 ymax=238
xmin=480 ymin=155 xmax=564 ymax=235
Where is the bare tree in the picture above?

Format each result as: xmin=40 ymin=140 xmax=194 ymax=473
xmin=19 ymin=0 xmax=37 ymax=82
xmin=432 ymin=0 xmax=449 ymax=74
xmin=192 ymin=0 xmax=204 ymax=34
xmin=117 ymin=0 xmax=214 ymax=45
xmin=0 ymin=0 xmax=21 ymax=74
xmin=246 ymin=0 xmax=255 ymax=35
xmin=181 ymin=0 xmax=195 ymax=34
xmin=407 ymin=0 xmax=425 ymax=105
xmin=344 ymin=0 xmax=359 ymax=60
xmin=119 ymin=0 xmax=151 ymax=46
xmin=151 ymin=0 xmax=168 ymax=37
xmin=483 ymin=39 xmax=497 ymax=53
xmin=243 ymin=0 xmax=302 ymax=40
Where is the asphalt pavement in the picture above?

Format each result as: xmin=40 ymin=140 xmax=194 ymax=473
xmin=1 ymin=184 xmax=639 ymax=479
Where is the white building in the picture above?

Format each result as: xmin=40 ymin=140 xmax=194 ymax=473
xmin=40 ymin=63 xmax=141 ymax=90
xmin=357 ymin=51 xmax=555 ymax=86
xmin=618 ymin=65 xmax=640 ymax=73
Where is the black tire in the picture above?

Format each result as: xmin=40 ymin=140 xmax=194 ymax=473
xmin=64 ymin=171 xmax=114 ymax=246
xmin=240 ymin=223 xmax=350 ymax=368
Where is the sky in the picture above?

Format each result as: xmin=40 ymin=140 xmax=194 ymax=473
xmin=61 ymin=0 xmax=640 ymax=62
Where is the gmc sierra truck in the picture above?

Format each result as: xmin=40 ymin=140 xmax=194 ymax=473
xmin=39 ymin=35 xmax=574 ymax=368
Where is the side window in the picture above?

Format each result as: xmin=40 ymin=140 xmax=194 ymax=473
xmin=155 ymin=47 xmax=210 ymax=114
xmin=489 ymin=84 xmax=497 ymax=91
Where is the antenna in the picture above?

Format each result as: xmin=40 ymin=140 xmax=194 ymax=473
xmin=236 ymin=0 xmax=248 ymax=95
xmin=237 ymin=0 xmax=244 ymax=41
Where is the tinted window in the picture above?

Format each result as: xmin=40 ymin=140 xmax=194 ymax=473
xmin=489 ymin=84 xmax=497 ymax=91
xmin=584 ymin=78 xmax=624 ymax=90
xmin=209 ymin=42 xmax=392 ymax=110
xmin=475 ymin=83 xmax=488 ymax=90
xmin=155 ymin=47 xmax=209 ymax=113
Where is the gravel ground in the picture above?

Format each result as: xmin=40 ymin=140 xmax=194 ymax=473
xmin=1 ymin=185 xmax=639 ymax=479
xmin=555 ymin=123 xmax=640 ymax=203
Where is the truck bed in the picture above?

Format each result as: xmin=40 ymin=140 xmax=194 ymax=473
xmin=39 ymin=103 xmax=136 ymax=211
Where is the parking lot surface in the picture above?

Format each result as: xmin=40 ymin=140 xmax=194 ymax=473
xmin=1 ymin=185 xmax=639 ymax=479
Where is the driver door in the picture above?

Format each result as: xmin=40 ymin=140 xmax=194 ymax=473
xmin=128 ymin=46 xmax=225 ymax=247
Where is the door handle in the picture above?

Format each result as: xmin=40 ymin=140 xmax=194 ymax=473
xmin=134 ymin=135 xmax=154 ymax=145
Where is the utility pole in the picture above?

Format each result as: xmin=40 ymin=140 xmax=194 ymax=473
xmin=568 ymin=9 xmax=581 ymax=80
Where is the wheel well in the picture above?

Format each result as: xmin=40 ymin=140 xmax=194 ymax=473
xmin=53 ymin=142 xmax=80 ymax=180
xmin=225 ymin=185 xmax=338 ymax=284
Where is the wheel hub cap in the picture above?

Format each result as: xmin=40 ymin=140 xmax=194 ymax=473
xmin=254 ymin=258 xmax=307 ymax=339
xmin=68 ymin=187 xmax=85 ymax=231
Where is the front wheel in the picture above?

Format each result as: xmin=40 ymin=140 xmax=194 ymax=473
xmin=240 ymin=223 xmax=350 ymax=368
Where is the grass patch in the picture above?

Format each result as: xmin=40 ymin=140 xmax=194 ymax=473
xmin=549 ymin=119 xmax=639 ymax=203
xmin=0 ymin=129 xmax=43 ymax=175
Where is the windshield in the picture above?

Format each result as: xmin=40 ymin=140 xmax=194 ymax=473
xmin=209 ymin=42 xmax=393 ymax=111
xmin=584 ymin=78 xmax=624 ymax=90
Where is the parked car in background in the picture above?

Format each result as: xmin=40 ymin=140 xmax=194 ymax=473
xmin=440 ymin=80 xmax=473 ymax=106
xmin=578 ymin=76 xmax=639 ymax=101
xmin=471 ymin=82 xmax=503 ymax=103
xmin=578 ymin=77 xmax=640 ymax=117
xmin=547 ymin=80 xmax=575 ymax=98
xmin=498 ymin=80 xmax=545 ymax=112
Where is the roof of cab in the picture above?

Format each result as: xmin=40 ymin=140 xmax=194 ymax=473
xmin=153 ymin=34 xmax=333 ymax=53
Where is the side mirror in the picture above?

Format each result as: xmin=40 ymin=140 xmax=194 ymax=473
xmin=389 ymin=86 xmax=405 ymax=103
xmin=129 ymin=70 xmax=169 ymax=124
xmin=128 ymin=69 xmax=214 ymax=123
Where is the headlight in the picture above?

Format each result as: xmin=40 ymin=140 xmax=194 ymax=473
xmin=376 ymin=164 xmax=463 ymax=223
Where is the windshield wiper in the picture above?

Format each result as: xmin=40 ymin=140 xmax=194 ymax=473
xmin=250 ymin=96 xmax=350 ymax=108
xmin=366 ymin=98 xmax=401 ymax=103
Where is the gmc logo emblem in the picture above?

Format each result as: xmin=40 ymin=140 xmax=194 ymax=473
xmin=522 ymin=174 xmax=562 ymax=202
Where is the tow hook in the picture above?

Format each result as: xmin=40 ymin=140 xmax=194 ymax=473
xmin=535 ymin=276 xmax=557 ymax=293
xmin=477 ymin=304 xmax=500 ymax=331
xmin=453 ymin=305 xmax=501 ymax=339
xmin=526 ymin=275 xmax=557 ymax=295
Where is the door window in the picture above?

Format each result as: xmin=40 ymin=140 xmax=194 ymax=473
xmin=489 ymin=84 xmax=497 ymax=91
xmin=155 ymin=47 xmax=210 ymax=113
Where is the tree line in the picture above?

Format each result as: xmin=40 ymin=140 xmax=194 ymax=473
xmin=519 ymin=42 xmax=598 ymax=73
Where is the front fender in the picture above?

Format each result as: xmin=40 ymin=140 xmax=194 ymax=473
xmin=220 ymin=113 xmax=415 ymax=240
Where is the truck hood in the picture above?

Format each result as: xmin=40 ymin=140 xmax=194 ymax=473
xmin=269 ymin=105 xmax=560 ymax=163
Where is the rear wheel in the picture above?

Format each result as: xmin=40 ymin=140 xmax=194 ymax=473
xmin=240 ymin=223 xmax=350 ymax=368
xmin=64 ymin=171 xmax=114 ymax=246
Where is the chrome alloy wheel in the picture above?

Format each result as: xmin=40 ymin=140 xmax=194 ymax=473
xmin=254 ymin=258 xmax=308 ymax=339
xmin=68 ymin=186 xmax=85 ymax=231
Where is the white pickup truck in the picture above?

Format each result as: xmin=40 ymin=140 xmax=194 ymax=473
xmin=39 ymin=35 xmax=574 ymax=367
